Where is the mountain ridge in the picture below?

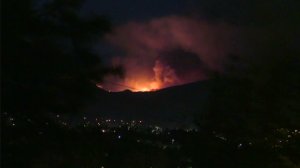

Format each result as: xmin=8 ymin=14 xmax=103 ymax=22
xmin=85 ymin=80 xmax=210 ymax=128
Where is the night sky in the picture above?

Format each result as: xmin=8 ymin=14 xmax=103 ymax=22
xmin=81 ymin=0 xmax=188 ymax=23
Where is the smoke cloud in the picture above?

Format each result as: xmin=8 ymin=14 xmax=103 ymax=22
xmin=101 ymin=16 xmax=242 ymax=91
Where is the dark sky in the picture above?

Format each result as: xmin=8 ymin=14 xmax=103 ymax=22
xmin=81 ymin=0 xmax=299 ymax=25
xmin=81 ymin=0 xmax=188 ymax=24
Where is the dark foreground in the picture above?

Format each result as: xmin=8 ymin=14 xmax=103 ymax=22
xmin=2 ymin=114 xmax=299 ymax=168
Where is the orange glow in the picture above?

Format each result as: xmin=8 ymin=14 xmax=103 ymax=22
xmin=120 ymin=60 xmax=180 ymax=92
xmin=133 ymin=83 xmax=160 ymax=92
xmin=99 ymin=60 xmax=181 ymax=92
xmin=125 ymin=78 xmax=162 ymax=92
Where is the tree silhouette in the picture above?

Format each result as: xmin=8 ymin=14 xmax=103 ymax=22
xmin=2 ymin=0 xmax=120 ymax=116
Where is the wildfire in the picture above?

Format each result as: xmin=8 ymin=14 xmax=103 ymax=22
xmin=98 ymin=60 xmax=181 ymax=92
xmin=129 ymin=81 xmax=160 ymax=92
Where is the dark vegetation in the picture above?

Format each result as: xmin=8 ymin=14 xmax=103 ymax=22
xmin=2 ymin=0 xmax=122 ymax=116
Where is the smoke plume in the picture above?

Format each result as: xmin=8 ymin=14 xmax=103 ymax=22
xmin=100 ymin=16 xmax=241 ymax=91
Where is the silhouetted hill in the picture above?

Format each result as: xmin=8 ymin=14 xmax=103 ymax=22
xmin=85 ymin=81 xmax=210 ymax=128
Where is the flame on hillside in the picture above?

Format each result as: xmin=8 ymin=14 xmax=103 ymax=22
xmin=99 ymin=60 xmax=181 ymax=92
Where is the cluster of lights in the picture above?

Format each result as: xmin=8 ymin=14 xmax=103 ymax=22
xmin=54 ymin=115 xmax=145 ymax=129
xmin=83 ymin=117 xmax=144 ymax=130
xmin=9 ymin=117 xmax=16 ymax=126
xmin=268 ymin=128 xmax=300 ymax=149
xmin=150 ymin=126 xmax=163 ymax=134
xmin=1 ymin=112 xmax=200 ymax=138
xmin=212 ymin=128 xmax=300 ymax=150
xmin=4 ymin=112 xmax=299 ymax=151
